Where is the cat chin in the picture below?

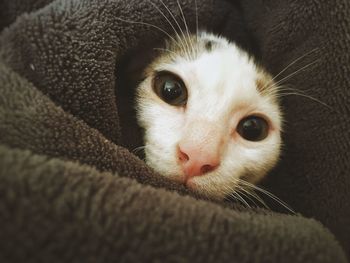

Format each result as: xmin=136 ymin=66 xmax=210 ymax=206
xmin=185 ymin=180 xmax=227 ymax=200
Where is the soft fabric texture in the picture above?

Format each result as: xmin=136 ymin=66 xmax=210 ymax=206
xmin=0 ymin=0 xmax=348 ymax=262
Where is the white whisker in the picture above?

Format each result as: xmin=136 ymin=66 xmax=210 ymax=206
xmin=115 ymin=17 xmax=180 ymax=49
xmin=145 ymin=0 xmax=187 ymax=54
xmin=262 ymin=48 xmax=319 ymax=91
xmin=277 ymin=92 xmax=333 ymax=110
xmin=273 ymin=60 xmax=320 ymax=87
xmin=238 ymin=180 xmax=295 ymax=214
xmin=260 ymin=57 xmax=333 ymax=110
xmin=230 ymin=190 xmax=251 ymax=208
xmin=132 ymin=145 xmax=148 ymax=154
xmin=236 ymin=188 xmax=258 ymax=208
xmin=262 ymin=83 xmax=333 ymax=110
xmin=238 ymin=185 xmax=270 ymax=210
xmin=158 ymin=0 xmax=192 ymax=59
xmin=176 ymin=0 xmax=195 ymax=58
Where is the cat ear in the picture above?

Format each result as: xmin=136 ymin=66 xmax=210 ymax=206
xmin=117 ymin=46 xmax=161 ymax=93
xmin=114 ymin=44 xmax=162 ymax=150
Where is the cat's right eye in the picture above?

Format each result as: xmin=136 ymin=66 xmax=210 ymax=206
xmin=153 ymin=71 xmax=188 ymax=106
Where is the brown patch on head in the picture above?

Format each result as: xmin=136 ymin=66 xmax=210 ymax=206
xmin=143 ymin=33 xmax=224 ymax=84
xmin=255 ymin=69 xmax=277 ymax=98
xmin=256 ymin=77 xmax=267 ymax=93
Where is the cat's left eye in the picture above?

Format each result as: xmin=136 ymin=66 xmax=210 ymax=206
xmin=153 ymin=71 xmax=188 ymax=106
xmin=236 ymin=116 xmax=269 ymax=142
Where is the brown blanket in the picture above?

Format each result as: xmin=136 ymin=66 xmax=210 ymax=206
xmin=0 ymin=0 xmax=348 ymax=262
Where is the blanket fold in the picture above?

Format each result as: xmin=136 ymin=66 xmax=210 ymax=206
xmin=0 ymin=145 xmax=346 ymax=263
xmin=0 ymin=0 xmax=349 ymax=262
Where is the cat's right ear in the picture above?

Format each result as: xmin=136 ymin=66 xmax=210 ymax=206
xmin=116 ymin=45 xmax=162 ymax=93
xmin=114 ymin=45 xmax=161 ymax=152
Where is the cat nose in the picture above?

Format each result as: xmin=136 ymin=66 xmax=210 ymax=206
xmin=177 ymin=144 xmax=220 ymax=178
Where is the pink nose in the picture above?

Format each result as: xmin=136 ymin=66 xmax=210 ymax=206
xmin=178 ymin=144 xmax=220 ymax=178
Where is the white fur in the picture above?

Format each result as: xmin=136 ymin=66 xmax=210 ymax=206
xmin=136 ymin=33 xmax=282 ymax=200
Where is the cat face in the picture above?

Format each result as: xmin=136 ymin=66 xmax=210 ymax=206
xmin=136 ymin=33 xmax=282 ymax=200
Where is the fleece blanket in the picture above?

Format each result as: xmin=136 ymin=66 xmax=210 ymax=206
xmin=0 ymin=0 xmax=349 ymax=262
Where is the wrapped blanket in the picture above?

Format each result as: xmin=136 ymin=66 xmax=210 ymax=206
xmin=0 ymin=0 xmax=348 ymax=262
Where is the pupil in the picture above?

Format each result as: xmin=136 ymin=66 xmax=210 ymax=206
xmin=162 ymin=81 xmax=182 ymax=102
xmin=243 ymin=119 xmax=262 ymax=140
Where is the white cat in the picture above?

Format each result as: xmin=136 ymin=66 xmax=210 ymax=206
xmin=136 ymin=32 xmax=282 ymax=200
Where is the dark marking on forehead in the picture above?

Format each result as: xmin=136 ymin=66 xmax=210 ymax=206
xmin=205 ymin=41 xmax=213 ymax=51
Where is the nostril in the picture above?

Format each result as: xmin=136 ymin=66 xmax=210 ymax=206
xmin=200 ymin=164 xmax=217 ymax=174
xmin=178 ymin=149 xmax=190 ymax=163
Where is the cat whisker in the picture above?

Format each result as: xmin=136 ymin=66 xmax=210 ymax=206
xmin=115 ymin=17 xmax=181 ymax=49
xmin=261 ymin=58 xmax=334 ymax=110
xmin=229 ymin=190 xmax=251 ymax=208
xmin=132 ymin=145 xmax=148 ymax=155
xmin=224 ymin=181 xmax=253 ymax=209
xmin=237 ymin=185 xmax=270 ymax=210
xmin=176 ymin=0 xmax=196 ymax=58
xmin=146 ymin=0 xmax=190 ymax=56
xmin=277 ymin=92 xmax=334 ymax=110
xmin=235 ymin=187 xmax=259 ymax=208
xmin=262 ymin=84 xmax=333 ymax=110
xmin=273 ymin=59 xmax=320 ymax=88
xmin=262 ymin=60 xmax=320 ymax=96
xmin=228 ymin=191 xmax=240 ymax=203
xmin=201 ymin=176 xmax=243 ymax=206
xmin=238 ymin=179 xmax=295 ymax=214
xmin=262 ymin=48 xmax=319 ymax=91
xmin=275 ymin=84 xmax=313 ymax=92
xmin=226 ymin=178 xmax=269 ymax=209
xmin=158 ymin=0 xmax=192 ymax=59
